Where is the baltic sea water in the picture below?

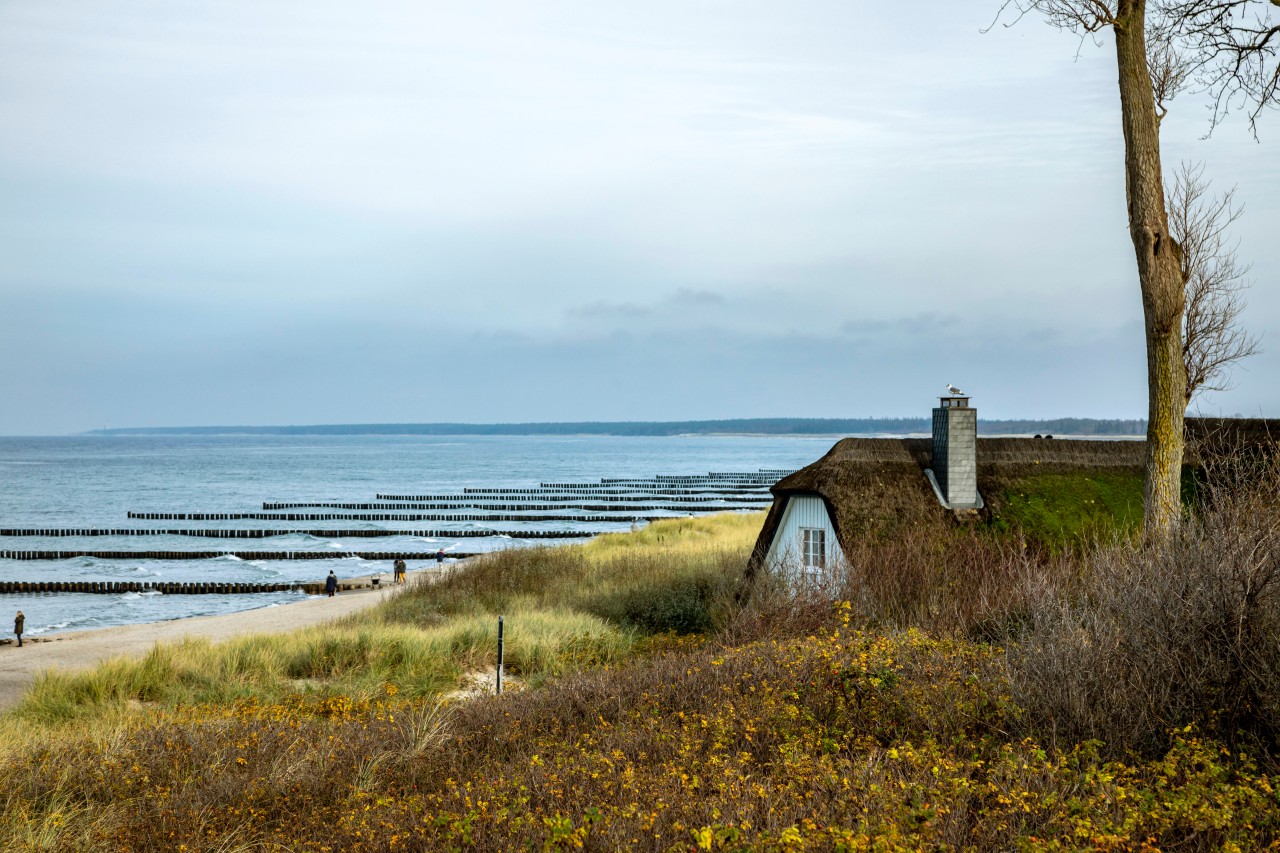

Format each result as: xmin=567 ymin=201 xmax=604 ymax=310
xmin=0 ymin=434 xmax=833 ymax=636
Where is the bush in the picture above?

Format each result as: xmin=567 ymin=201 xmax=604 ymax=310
xmin=1007 ymin=461 xmax=1280 ymax=754
xmin=587 ymin=567 xmax=728 ymax=635
xmin=756 ymin=527 xmax=1058 ymax=639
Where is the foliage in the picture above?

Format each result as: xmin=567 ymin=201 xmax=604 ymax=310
xmin=1008 ymin=460 xmax=1280 ymax=754
xmin=3 ymin=619 xmax=1278 ymax=850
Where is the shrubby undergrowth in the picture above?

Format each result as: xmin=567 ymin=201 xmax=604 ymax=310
xmin=1009 ymin=460 xmax=1280 ymax=754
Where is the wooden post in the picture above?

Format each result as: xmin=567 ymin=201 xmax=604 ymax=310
xmin=496 ymin=615 xmax=505 ymax=695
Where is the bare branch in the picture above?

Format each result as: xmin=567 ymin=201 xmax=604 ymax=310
xmin=1166 ymin=161 xmax=1262 ymax=404
xmin=1154 ymin=0 xmax=1280 ymax=134
xmin=990 ymin=0 xmax=1121 ymax=34
xmin=1148 ymin=17 xmax=1197 ymax=119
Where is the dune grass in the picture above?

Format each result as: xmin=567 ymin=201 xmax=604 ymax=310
xmin=365 ymin=511 xmax=762 ymax=635
xmin=6 ymin=512 xmax=763 ymax=726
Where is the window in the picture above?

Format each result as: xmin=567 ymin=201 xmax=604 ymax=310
xmin=800 ymin=527 xmax=825 ymax=569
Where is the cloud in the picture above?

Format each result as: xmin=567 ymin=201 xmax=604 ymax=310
xmin=0 ymin=2 xmax=1276 ymax=434
xmin=570 ymin=288 xmax=727 ymax=321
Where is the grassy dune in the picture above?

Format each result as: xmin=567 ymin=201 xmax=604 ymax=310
xmin=7 ymin=512 xmax=762 ymax=724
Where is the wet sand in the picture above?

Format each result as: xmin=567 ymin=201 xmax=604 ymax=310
xmin=0 ymin=566 xmax=447 ymax=712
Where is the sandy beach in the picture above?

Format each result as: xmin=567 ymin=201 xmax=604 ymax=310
xmin=0 ymin=566 xmax=445 ymax=712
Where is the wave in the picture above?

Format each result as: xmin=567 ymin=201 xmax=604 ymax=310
xmin=216 ymin=554 xmax=244 ymax=562
xmin=28 ymin=621 xmax=70 ymax=635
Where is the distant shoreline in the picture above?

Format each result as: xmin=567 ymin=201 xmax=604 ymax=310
xmin=80 ymin=417 xmax=1148 ymax=438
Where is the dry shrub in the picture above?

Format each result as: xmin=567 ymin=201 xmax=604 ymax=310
xmin=835 ymin=528 xmax=1055 ymax=636
xmin=745 ymin=527 xmax=1068 ymax=640
xmin=717 ymin=575 xmax=844 ymax=646
xmin=1009 ymin=458 xmax=1280 ymax=755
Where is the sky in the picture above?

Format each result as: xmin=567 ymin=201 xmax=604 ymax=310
xmin=1 ymin=2 xmax=1276 ymax=435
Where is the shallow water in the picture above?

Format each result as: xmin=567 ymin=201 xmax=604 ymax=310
xmin=0 ymin=434 xmax=830 ymax=635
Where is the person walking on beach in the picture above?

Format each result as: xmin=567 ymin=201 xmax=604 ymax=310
xmin=14 ymin=611 xmax=23 ymax=648
xmin=393 ymin=558 xmax=406 ymax=584
xmin=325 ymin=571 xmax=338 ymax=598
xmin=436 ymin=548 xmax=445 ymax=565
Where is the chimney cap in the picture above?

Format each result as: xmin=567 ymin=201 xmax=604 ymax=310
xmin=939 ymin=395 xmax=971 ymax=408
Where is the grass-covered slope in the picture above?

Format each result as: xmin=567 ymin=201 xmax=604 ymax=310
xmin=9 ymin=513 xmax=763 ymax=723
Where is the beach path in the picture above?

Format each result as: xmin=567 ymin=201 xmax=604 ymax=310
xmin=0 ymin=567 xmax=443 ymax=712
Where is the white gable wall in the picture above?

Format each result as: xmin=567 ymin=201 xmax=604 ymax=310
xmin=765 ymin=494 xmax=841 ymax=581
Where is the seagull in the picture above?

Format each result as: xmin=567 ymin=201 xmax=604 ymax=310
xmin=946 ymin=383 xmax=964 ymax=395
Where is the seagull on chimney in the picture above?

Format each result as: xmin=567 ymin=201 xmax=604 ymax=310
xmin=946 ymin=383 xmax=964 ymax=396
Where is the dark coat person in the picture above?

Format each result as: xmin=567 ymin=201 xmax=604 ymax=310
xmin=325 ymin=571 xmax=338 ymax=597
xmin=14 ymin=611 xmax=23 ymax=648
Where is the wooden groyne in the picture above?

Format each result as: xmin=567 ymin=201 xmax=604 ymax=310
xmin=453 ymin=487 xmax=769 ymax=496
xmin=340 ymin=491 xmax=762 ymax=504
xmin=0 ymin=550 xmax=482 ymax=561
xmin=535 ymin=482 xmax=770 ymax=490
xmin=0 ymin=577 xmax=451 ymax=594
xmin=0 ymin=520 xmax=668 ymax=538
xmin=126 ymin=505 xmax=766 ymax=520
xmin=0 ymin=579 xmax=316 ymax=595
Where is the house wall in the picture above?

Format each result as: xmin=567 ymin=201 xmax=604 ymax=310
xmin=765 ymin=494 xmax=840 ymax=576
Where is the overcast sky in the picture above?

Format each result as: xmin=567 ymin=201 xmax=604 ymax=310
xmin=1 ymin=2 xmax=1276 ymax=435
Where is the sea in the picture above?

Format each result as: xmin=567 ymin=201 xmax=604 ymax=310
xmin=0 ymin=434 xmax=835 ymax=637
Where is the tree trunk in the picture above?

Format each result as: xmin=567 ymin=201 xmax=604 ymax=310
xmin=1114 ymin=0 xmax=1186 ymax=536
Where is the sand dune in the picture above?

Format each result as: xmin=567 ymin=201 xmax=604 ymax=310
xmin=0 ymin=567 xmax=445 ymax=712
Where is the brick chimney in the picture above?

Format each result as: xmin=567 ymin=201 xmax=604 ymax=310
xmin=930 ymin=395 xmax=979 ymax=510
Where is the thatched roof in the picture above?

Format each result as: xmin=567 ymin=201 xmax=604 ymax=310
xmin=746 ymin=418 xmax=1280 ymax=582
xmin=745 ymin=436 xmax=1147 ymax=581
xmin=1186 ymin=418 xmax=1279 ymax=456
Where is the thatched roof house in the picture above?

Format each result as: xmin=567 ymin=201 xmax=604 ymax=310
xmin=746 ymin=403 xmax=1276 ymax=583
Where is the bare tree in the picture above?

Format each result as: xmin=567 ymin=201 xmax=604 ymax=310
xmin=1167 ymin=161 xmax=1262 ymax=405
xmin=993 ymin=0 xmax=1279 ymax=535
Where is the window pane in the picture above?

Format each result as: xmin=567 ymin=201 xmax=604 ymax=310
xmin=801 ymin=528 xmax=825 ymax=568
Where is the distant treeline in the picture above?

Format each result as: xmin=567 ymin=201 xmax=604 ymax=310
xmin=85 ymin=418 xmax=1147 ymax=437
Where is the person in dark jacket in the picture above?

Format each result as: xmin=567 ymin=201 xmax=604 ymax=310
xmin=436 ymin=549 xmax=445 ymax=565
xmin=325 ymin=571 xmax=338 ymax=597
xmin=393 ymin=558 xmax=406 ymax=584
xmin=14 ymin=610 xmax=24 ymax=647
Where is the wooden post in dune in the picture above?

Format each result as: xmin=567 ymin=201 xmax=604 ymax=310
xmin=496 ymin=615 xmax=505 ymax=695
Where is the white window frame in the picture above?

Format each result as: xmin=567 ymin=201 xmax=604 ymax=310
xmin=800 ymin=527 xmax=826 ymax=570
